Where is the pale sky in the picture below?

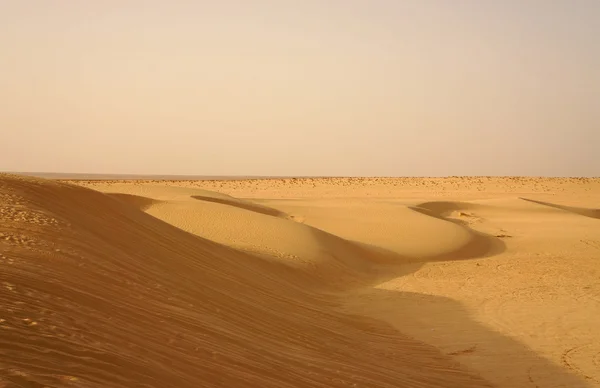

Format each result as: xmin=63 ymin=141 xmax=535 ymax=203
xmin=1 ymin=1 xmax=598 ymax=176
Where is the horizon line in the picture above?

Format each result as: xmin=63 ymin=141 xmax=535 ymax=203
xmin=4 ymin=171 xmax=599 ymax=180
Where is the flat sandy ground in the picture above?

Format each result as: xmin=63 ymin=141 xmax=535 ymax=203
xmin=1 ymin=175 xmax=599 ymax=387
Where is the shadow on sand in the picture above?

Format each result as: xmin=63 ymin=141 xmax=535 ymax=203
xmin=191 ymin=195 xmax=291 ymax=218
xmin=342 ymin=287 xmax=592 ymax=388
xmin=519 ymin=198 xmax=600 ymax=220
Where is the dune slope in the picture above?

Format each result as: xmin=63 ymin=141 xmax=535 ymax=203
xmin=0 ymin=175 xmax=492 ymax=387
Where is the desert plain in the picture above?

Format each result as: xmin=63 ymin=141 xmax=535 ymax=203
xmin=1 ymin=174 xmax=599 ymax=387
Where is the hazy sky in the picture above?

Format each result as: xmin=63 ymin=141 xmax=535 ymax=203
xmin=1 ymin=1 xmax=598 ymax=176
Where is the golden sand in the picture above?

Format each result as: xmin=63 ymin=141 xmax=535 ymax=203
xmin=1 ymin=175 xmax=599 ymax=387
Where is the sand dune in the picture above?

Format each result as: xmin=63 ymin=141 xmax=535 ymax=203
xmin=99 ymin=186 xmax=502 ymax=285
xmin=0 ymin=174 xmax=494 ymax=387
xmin=2 ymin=175 xmax=600 ymax=387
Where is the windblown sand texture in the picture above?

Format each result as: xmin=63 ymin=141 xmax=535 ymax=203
xmin=1 ymin=175 xmax=600 ymax=387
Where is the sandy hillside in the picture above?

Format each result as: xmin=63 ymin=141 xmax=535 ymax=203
xmin=2 ymin=176 xmax=599 ymax=387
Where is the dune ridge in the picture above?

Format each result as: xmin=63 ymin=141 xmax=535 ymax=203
xmin=99 ymin=186 xmax=504 ymax=289
xmin=0 ymin=174 xmax=494 ymax=387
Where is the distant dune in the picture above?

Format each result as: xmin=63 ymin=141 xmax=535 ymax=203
xmin=2 ymin=174 xmax=599 ymax=387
